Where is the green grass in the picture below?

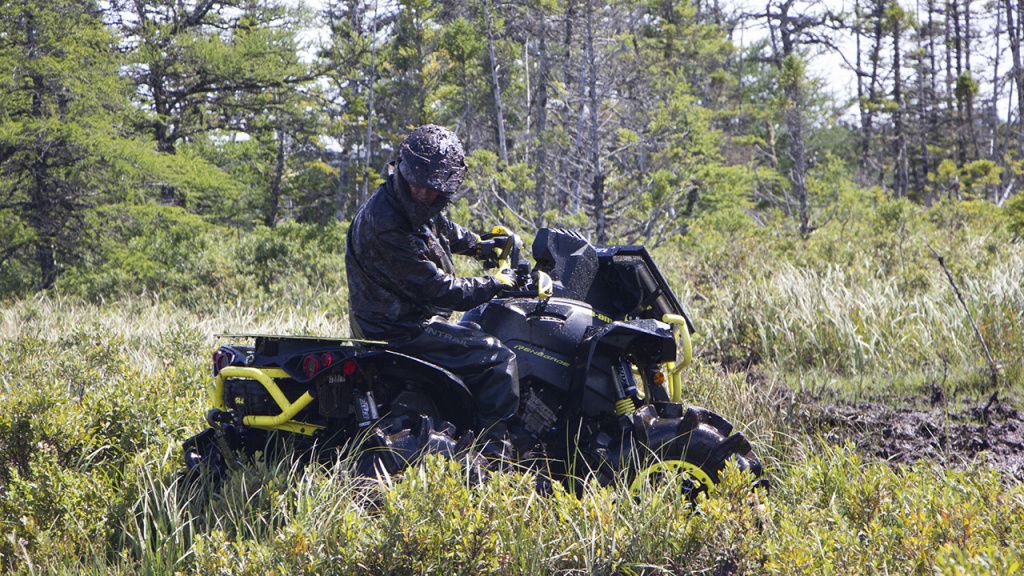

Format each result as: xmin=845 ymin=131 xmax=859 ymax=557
xmin=1 ymin=199 xmax=1023 ymax=573
xmin=654 ymin=200 xmax=1024 ymax=398
xmin=1 ymin=296 xmax=1022 ymax=574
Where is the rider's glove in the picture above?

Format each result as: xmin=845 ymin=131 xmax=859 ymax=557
xmin=477 ymin=226 xmax=515 ymax=268
xmin=490 ymin=271 xmax=516 ymax=293
xmin=476 ymin=236 xmax=514 ymax=264
xmin=533 ymin=271 xmax=553 ymax=299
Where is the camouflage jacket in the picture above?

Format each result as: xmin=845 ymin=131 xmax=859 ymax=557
xmin=345 ymin=165 xmax=500 ymax=340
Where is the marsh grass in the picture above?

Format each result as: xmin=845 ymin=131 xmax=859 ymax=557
xmin=655 ymin=201 xmax=1024 ymax=398
xmin=2 ymin=297 xmax=1022 ymax=574
xmin=2 ymin=199 xmax=1023 ymax=573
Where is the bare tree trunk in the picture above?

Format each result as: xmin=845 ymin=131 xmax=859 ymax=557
xmin=892 ymin=12 xmax=908 ymax=198
xmin=907 ymin=0 xmax=925 ymax=197
xmin=1019 ymin=0 xmax=1024 ymax=146
xmin=964 ymin=0 xmax=979 ymax=160
xmin=772 ymin=1 xmax=810 ymax=236
xmin=861 ymin=0 xmax=884 ymax=174
xmin=944 ymin=0 xmax=956 ymax=182
xmin=569 ymin=37 xmax=589 ymax=213
xmin=266 ymin=124 xmax=286 ymax=227
xmin=524 ymin=39 xmax=530 ymax=159
xmin=855 ymin=0 xmax=866 ymax=167
xmin=485 ymin=0 xmax=508 ymax=164
xmin=363 ymin=0 xmax=379 ymax=205
xmin=335 ymin=134 xmax=348 ymax=221
xmin=951 ymin=0 xmax=968 ymax=166
xmin=923 ymin=0 xmax=939 ymax=201
xmin=991 ymin=2 xmax=1004 ymax=167
xmin=556 ymin=0 xmax=576 ymax=209
xmin=533 ymin=5 xmax=550 ymax=223
xmin=784 ymin=81 xmax=809 ymax=237
xmin=1006 ymin=0 xmax=1024 ymax=149
xmin=585 ymin=0 xmax=606 ymax=243
xmin=326 ymin=1 xmax=348 ymax=222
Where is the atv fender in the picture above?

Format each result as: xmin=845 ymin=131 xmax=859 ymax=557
xmin=570 ymin=320 xmax=676 ymax=418
xmin=332 ymin=350 xmax=475 ymax=429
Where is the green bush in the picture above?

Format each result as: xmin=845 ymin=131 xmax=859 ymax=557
xmin=58 ymin=203 xmax=221 ymax=298
xmin=1007 ymin=193 xmax=1024 ymax=239
xmin=46 ymin=204 xmax=351 ymax=314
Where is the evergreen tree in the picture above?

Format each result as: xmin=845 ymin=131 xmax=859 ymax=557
xmin=0 ymin=1 xmax=151 ymax=289
xmin=110 ymin=0 xmax=314 ymax=208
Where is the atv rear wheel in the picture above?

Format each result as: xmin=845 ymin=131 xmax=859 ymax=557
xmin=354 ymin=414 xmax=479 ymax=477
xmin=181 ymin=427 xmax=233 ymax=483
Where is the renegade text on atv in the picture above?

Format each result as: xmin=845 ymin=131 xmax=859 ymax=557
xmin=183 ymin=228 xmax=762 ymax=494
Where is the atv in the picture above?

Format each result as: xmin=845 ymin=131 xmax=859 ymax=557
xmin=183 ymin=228 xmax=762 ymax=495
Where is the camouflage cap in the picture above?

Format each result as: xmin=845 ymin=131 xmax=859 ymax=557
xmin=397 ymin=125 xmax=467 ymax=197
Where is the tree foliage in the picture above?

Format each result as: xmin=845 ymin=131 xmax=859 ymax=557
xmin=0 ymin=0 xmax=1022 ymax=296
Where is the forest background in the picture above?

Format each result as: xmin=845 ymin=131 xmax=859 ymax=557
xmin=2 ymin=0 xmax=1024 ymax=573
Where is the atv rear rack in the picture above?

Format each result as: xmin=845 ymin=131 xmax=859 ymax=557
xmin=216 ymin=333 xmax=387 ymax=345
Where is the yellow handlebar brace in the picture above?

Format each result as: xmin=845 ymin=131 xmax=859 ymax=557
xmin=661 ymin=313 xmax=693 ymax=403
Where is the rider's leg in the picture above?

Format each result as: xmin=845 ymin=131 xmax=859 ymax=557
xmin=393 ymin=320 xmax=519 ymax=432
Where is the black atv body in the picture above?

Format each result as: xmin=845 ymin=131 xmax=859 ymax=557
xmin=184 ymin=228 xmax=761 ymax=493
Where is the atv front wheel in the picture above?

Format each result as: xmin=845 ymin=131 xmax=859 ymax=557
xmin=629 ymin=459 xmax=716 ymax=496
xmin=604 ymin=403 xmax=764 ymax=496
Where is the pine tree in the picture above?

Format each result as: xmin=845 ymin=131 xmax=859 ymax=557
xmin=0 ymin=2 xmax=148 ymax=289
xmin=111 ymin=0 xmax=313 ymax=207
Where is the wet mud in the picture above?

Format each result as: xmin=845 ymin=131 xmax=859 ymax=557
xmin=792 ymin=391 xmax=1024 ymax=480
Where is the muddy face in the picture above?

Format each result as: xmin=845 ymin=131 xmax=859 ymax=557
xmin=409 ymin=184 xmax=441 ymax=205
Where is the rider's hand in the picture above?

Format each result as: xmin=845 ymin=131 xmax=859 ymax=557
xmin=476 ymin=236 xmax=513 ymax=262
xmin=477 ymin=226 xmax=516 ymax=269
xmin=490 ymin=271 xmax=516 ymax=292
xmin=533 ymin=271 xmax=553 ymax=299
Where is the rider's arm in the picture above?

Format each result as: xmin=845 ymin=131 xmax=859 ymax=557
xmin=437 ymin=215 xmax=480 ymax=256
xmin=374 ymin=229 xmax=500 ymax=310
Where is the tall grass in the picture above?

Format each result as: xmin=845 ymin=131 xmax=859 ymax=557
xmin=2 ymin=296 xmax=1022 ymax=574
xmin=14 ymin=444 xmax=1024 ymax=575
xmin=654 ymin=200 xmax=1024 ymax=394
xmin=2 ymin=199 xmax=1023 ymax=573
xmin=693 ymin=255 xmax=1024 ymax=381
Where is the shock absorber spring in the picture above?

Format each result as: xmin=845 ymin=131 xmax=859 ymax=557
xmin=613 ymin=360 xmax=639 ymax=417
xmin=615 ymin=397 xmax=635 ymax=417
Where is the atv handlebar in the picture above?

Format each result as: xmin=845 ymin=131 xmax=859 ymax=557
xmin=479 ymin=233 xmax=524 ymax=270
xmin=499 ymin=269 xmax=554 ymax=300
xmin=485 ymin=232 xmax=553 ymax=300
xmin=497 ymin=267 xmax=554 ymax=300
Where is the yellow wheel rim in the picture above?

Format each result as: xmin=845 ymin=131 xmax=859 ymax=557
xmin=629 ymin=460 xmax=715 ymax=496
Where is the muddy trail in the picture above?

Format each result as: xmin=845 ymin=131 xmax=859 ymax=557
xmin=786 ymin=388 xmax=1024 ymax=480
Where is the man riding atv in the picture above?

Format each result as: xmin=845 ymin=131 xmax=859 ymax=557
xmin=345 ymin=124 xmax=521 ymax=453
xmin=185 ymin=128 xmax=763 ymax=491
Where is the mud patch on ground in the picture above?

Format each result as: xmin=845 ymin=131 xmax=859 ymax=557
xmin=794 ymin=393 xmax=1024 ymax=480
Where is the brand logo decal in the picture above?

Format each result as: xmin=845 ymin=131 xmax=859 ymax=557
xmin=513 ymin=344 xmax=570 ymax=367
